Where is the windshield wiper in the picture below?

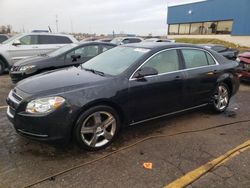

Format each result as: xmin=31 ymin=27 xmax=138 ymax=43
xmin=83 ymin=68 xmax=105 ymax=76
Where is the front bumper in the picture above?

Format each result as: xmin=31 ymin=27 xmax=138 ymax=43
xmin=9 ymin=71 xmax=28 ymax=83
xmin=6 ymin=91 xmax=75 ymax=142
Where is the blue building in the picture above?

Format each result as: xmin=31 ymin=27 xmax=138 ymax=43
xmin=167 ymin=0 xmax=250 ymax=36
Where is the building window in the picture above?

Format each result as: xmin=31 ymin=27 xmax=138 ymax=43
xmin=202 ymin=22 xmax=214 ymax=34
xmin=190 ymin=23 xmax=203 ymax=34
xmin=168 ymin=20 xmax=233 ymax=35
xmin=179 ymin=24 xmax=190 ymax=34
xmin=216 ymin=21 xmax=233 ymax=34
xmin=169 ymin=24 xmax=179 ymax=35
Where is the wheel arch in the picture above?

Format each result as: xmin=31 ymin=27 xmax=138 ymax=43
xmin=70 ymin=99 xmax=127 ymax=139
xmin=217 ymin=73 xmax=234 ymax=96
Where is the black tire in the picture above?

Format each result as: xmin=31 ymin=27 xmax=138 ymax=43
xmin=73 ymin=105 xmax=121 ymax=151
xmin=0 ymin=60 xmax=5 ymax=75
xmin=210 ymin=83 xmax=230 ymax=113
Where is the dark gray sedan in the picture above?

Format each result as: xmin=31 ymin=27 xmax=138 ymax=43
xmin=9 ymin=42 xmax=116 ymax=83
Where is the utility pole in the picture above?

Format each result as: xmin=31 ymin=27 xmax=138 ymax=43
xmin=56 ymin=15 xmax=59 ymax=33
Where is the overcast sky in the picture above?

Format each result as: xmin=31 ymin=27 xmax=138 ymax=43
xmin=1 ymin=0 xmax=202 ymax=35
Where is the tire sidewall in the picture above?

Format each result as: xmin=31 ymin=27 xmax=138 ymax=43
xmin=0 ymin=60 xmax=5 ymax=75
xmin=73 ymin=105 xmax=121 ymax=151
xmin=211 ymin=83 xmax=230 ymax=113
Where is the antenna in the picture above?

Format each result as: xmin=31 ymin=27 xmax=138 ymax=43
xmin=56 ymin=15 xmax=59 ymax=32
xmin=48 ymin=26 xmax=52 ymax=33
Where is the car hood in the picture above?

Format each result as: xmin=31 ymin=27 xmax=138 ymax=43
xmin=16 ymin=66 xmax=113 ymax=95
xmin=14 ymin=55 xmax=52 ymax=66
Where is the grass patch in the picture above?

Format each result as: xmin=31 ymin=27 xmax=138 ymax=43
xmin=175 ymin=38 xmax=249 ymax=52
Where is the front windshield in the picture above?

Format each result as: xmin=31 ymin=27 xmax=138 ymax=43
xmin=2 ymin=34 xmax=22 ymax=44
xmin=48 ymin=43 xmax=78 ymax=57
xmin=82 ymin=46 xmax=150 ymax=76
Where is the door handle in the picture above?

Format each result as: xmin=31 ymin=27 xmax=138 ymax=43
xmin=174 ymin=75 xmax=182 ymax=80
xmin=207 ymin=70 xmax=217 ymax=75
xmin=32 ymin=46 xmax=38 ymax=49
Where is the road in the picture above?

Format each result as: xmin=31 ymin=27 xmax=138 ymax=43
xmin=0 ymin=74 xmax=249 ymax=188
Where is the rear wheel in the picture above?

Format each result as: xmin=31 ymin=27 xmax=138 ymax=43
xmin=0 ymin=60 xmax=5 ymax=75
xmin=210 ymin=83 xmax=230 ymax=113
xmin=73 ymin=105 xmax=121 ymax=151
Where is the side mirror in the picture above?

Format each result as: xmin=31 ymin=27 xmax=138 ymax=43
xmin=12 ymin=40 xmax=21 ymax=46
xmin=71 ymin=54 xmax=81 ymax=61
xmin=133 ymin=66 xmax=158 ymax=79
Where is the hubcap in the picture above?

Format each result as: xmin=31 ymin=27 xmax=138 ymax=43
xmin=214 ymin=85 xmax=229 ymax=110
xmin=80 ymin=111 xmax=116 ymax=148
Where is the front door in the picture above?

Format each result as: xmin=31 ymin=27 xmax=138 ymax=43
xmin=8 ymin=35 xmax=40 ymax=63
xmin=128 ymin=49 xmax=185 ymax=123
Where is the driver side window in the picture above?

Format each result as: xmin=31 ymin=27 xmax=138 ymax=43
xmin=19 ymin=35 xmax=39 ymax=45
xmin=142 ymin=50 xmax=180 ymax=74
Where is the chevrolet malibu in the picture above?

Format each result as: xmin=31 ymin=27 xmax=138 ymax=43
xmin=6 ymin=43 xmax=239 ymax=150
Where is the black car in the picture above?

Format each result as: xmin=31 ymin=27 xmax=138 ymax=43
xmin=9 ymin=42 xmax=116 ymax=83
xmin=6 ymin=43 xmax=239 ymax=151
xmin=201 ymin=44 xmax=239 ymax=60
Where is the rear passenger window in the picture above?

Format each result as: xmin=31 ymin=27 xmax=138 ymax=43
xmin=55 ymin=36 xmax=72 ymax=44
xmin=39 ymin=35 xmax=56 ymax=44
xmin=142 ymin=50 xmax=180 ymax=74
xmin=206 ymin=53 xmax=216 ymax=65
xmin=39 ymin=35 xmax=72 ymax=44
xmin=182 ymin=49 xmax=209 ymax=69
xmin=102 ymin=45 xmax=114 ymax=52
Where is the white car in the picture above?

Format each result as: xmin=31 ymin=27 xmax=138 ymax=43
xmin=144 ymin=38 xmax=175 ymax=43
xmin=0 ymin=33 xmax=78 ymax=74
xmin=110 ymin=37 xmax=143 ymax=45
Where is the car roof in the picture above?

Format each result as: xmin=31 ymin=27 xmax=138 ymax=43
xmin=124 ymin=42 xmax=206 ymax=50
xmin=77 ymin=41 xmax=117 ymax=46
xmin=20 ymin=33 xmax=74 ymax=37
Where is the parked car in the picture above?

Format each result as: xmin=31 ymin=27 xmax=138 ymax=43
xmin=0 ymin=33 xmax=77 ymax=74
xmin=95 ymin=38 xmax=113 ymax=43
xmin=0 ymin=34 xmax=9 ymax=43
xmin=201 ymin=44 xmax=239 ymax=60
xmin=6 ymin=43 xmax=239 ymax=150
xmin=110 ymin=37 xmax=143 ymax=45
xmin=9 ymin=42 xmax=116 ymax=83
xmin=144 ymin=38 xmax=175 ymax=43
xmin=237 ymin=49 xmax=250 ymax=81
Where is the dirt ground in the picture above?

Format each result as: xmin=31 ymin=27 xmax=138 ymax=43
xmin=0 ymin=74 xmax=250 ymax=188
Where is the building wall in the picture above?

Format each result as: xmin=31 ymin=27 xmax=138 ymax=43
xmin=167 ymin=0 xmax=250 ymax=36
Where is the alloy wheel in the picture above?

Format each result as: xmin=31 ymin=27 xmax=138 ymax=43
xmin=214 ymin=85 xmax=229 ymax=111
xmin=80 ymin=111 xmax=116 ymax=148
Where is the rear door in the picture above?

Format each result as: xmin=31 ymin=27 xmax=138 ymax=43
xmin=128 ymin=49 xmax=186 ymax=123
xmin=180 ymin=48 xmax=220 ymax=107
xmin=8 ymin=35 xmax=40 ymax=63
xmin=38 ymin=35 xmax=72 ymax=55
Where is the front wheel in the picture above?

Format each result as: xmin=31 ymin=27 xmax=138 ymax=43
xmin=210 ymin=83 xmax=230 ymax=113
xmin=73 ymin=105 xmax=121 ymax=151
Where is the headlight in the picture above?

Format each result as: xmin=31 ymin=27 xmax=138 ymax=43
xmin=236 ymin=57 xmax=241 ymax=62
xmin=19 ymin=65 xmax=36 ymax=73
xmin=26 ymin=96 xmax=65 ymax=114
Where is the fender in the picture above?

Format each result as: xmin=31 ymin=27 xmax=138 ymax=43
xmin=216 ymin=72 xmax=239 ymax=96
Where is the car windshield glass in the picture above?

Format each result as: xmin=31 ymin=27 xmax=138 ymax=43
xmin=82 ymin=46 xmax=150 ymax=76
xmin=48 ymin=43 xmax=78 ymax=57
xmin=2 ymin=34 xmax=22 ymax=44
